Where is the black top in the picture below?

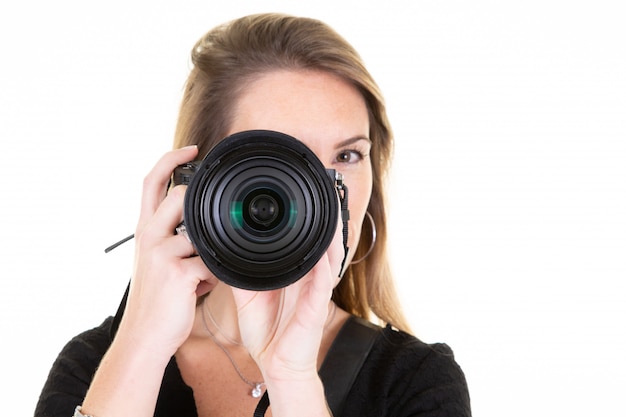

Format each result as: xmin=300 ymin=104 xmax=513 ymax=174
xmin=35 ymin=316 xmax=471 ymax=417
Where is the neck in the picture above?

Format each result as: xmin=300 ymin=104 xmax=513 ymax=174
xmin=203 ymin=283 xmax=242 ymax=346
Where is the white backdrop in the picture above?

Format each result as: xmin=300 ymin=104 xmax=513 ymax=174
xmin=1 ymin=1 xmax=624 ymax=416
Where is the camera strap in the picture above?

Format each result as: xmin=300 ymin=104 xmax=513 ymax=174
xmin=336 ymin=175 xmax=350 ymax=277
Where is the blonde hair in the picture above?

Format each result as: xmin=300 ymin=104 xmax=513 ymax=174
xmin=173 ymin=13 xmax=411 ymax=332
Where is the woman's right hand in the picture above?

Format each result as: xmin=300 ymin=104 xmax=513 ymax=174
xmin=117 ymin=145 xmax=218 ymax=358
xmin=82 ymin=146 xmax=218 ymax=417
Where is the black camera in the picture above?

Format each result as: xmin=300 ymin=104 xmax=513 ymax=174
xmin=172 ymin=130 xmax=348 ymax=291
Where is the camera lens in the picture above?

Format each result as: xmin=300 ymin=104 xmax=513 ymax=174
xmin=182 ymin=130 xmax=340 ymax=291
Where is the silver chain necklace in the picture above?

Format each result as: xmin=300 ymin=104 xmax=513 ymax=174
xmin=201 ymin=298 xmax=265 ymax=398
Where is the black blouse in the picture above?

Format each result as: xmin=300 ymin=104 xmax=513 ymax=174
xmin=35 ymin=316 xmax=471 ymax=417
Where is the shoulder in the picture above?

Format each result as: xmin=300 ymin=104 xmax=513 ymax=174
xmin=373 ymin=325 xmax=462 ymax=374
xmin=54 ymin=316 xmax=114 ymax=377
xmin=35 ymin=317 xmax=115 ymax=417
xmin=345 ymin=324 xmax=471 ymax=417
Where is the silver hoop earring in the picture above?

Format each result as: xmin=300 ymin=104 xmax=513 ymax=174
xmin=350 ymin=211 xmax=377 ymax=265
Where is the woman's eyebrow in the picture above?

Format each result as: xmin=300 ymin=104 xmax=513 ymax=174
xmin=334 ymin=136 xmax=371 ymax=149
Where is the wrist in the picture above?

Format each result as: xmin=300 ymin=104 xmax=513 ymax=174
xmin=80 ymin=331 xmax=173 ymax=417
xmin=115 ymin=317 xmax=181 ymax=361
xmin=111 ymin=330 xmax=174 ymax=369
xmin=264 ymin=374 xmax=331 ymax=417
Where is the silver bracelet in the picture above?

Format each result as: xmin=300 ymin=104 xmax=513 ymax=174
xmin=74 ymin=406 xmax=94 ymax=417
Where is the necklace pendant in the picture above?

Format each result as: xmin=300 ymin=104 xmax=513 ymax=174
xmin=252 ymin=383 xmax=263 ymax=398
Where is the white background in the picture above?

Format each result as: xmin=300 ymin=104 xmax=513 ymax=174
xmin=1 ymin=1 xmax=624 ymax=416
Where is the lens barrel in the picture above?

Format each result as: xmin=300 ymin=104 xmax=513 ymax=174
xmin=180 ymin=130 xmax=339 ymax=290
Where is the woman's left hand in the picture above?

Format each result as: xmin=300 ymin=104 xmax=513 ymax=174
xmin=231 ymin=214 xmax=345 ymax=383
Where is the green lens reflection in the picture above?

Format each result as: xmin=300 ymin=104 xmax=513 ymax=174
xmin=288 ymin=202 xmax=297 ymax=228
xmin=230 ymin=201 xmax=244 ymax=229
xmin=231 ymin=200 xmax=298 ymax=230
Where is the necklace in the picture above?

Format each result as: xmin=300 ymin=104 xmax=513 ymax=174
xmin=201 ymin=298 xmax=265 ymax=398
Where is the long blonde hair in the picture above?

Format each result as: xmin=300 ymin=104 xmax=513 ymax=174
xmin=173 ymin=13 xmax=411 ymax=332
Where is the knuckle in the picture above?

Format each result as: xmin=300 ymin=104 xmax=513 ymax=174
xmin=168 ymin=184 xmax=187 ymax=199
xmin=141 ymin=174 xmax=161 ymax=194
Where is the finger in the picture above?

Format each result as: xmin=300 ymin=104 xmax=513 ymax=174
xmin=137 ymin=145 xmax=198 ymax=231
xmin=232 ymin=287 xmax=284 ymax=348
xmin=291 ymin=255 xmax=335 ymax=329
xmin=154 ymin=254 xmax=218 ymax=296
xmin=282 ymin=207 xmax=344 ymax=305
xmin=233 ymin=288 xmax=283 ymax=322
xmin=152 ymin=232 xmax=196 ymax=259
xmin=196 ymin=280 xmax=214 ymax=297
xmin=283 ymin=212 xmax=344 ymax=327
xmin=135 ymin=186 xmax=186 ymax=249
xmin=147 ymin=185 xmax=189 ymax=239
xmin=180 ymin=256 xmax=219 ymax=290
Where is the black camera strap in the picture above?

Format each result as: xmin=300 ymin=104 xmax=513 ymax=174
xmin=335 ymin=175 xmax=350 ymax=277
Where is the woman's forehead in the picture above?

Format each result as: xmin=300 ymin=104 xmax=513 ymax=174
xmin=229 ymin=70 xmax=369 ymax=151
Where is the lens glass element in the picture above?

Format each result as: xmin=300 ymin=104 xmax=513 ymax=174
xmin=243 ymin=187 xmax=283 ymax=231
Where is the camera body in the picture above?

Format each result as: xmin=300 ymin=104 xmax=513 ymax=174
xmin=172 ymin=130 xmax=348 ymax=291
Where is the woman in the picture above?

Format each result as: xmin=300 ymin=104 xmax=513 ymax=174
xmin=36 ymin=14 xmax=470 ymax=417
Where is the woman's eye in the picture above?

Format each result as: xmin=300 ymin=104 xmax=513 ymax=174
xmin=336 ymin=150 xmax=364 ymax=163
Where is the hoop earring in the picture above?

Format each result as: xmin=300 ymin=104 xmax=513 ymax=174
xmin=350 ymin=211 xmax=377 ymax=265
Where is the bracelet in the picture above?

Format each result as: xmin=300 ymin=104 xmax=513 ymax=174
xmin=74 ymin=406 xmax=94 ymax=417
